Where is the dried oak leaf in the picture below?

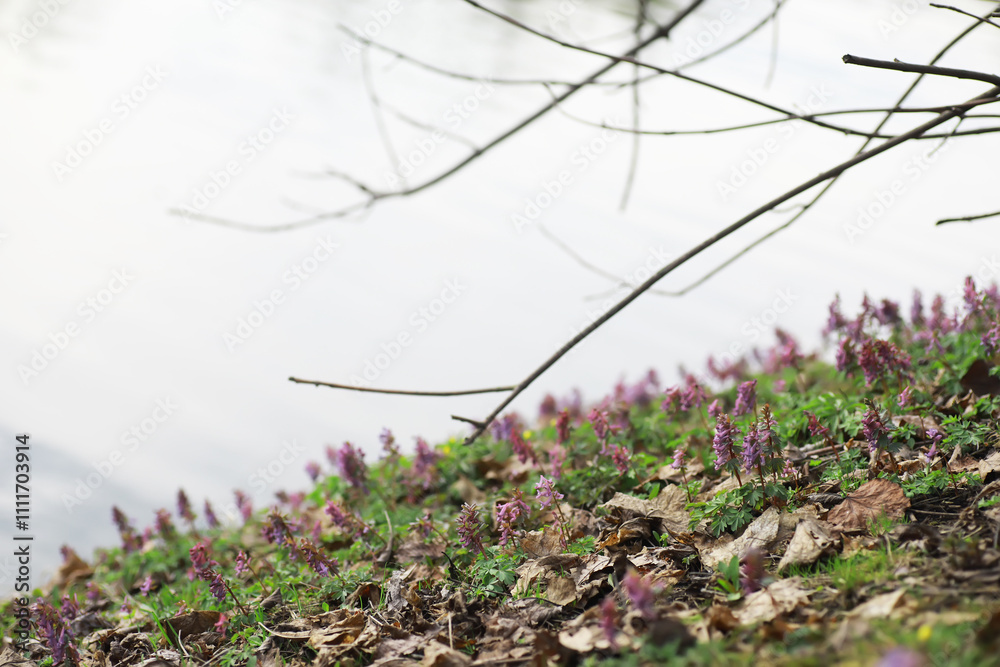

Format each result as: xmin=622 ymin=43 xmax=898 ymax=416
xmin=846 ymin=589 xmax=909 ymax=619
xmin=979 ymin=450 xmax=1000 ymax=481
xmin=51 ymin=546 xmax=93 ymax=588
xmin=162 ymin=611 xmax=221 ymax=646
xmin=827 ymin=479 xmax=909 ymax=532
xmin=520 ymin=529 xmax=567 ymax=559
xmin=777 ymin=518 xmax=839 ymax=573
xmin=600 ymin=484 xmax=691 ymax=534
xmin=420 ymin=641 xmax=471 ymax=667
xmin=701 ymin=506 xmax=803 ymax=570
xmin=735 ymin=578 xmax=811 ymax=626
xmin=0 ymin=647 xmax=36 ymax=667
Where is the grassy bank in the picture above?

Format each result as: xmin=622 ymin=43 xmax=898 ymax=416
xmin=5 ymin=280 xmax=1000 ymax=666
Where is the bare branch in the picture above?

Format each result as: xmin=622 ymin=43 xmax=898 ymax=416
xmin=462 ymin=84 xmax=1000 ymax=445
xmin=937 ymin=209 xmax=1000 ymax=225
xmin=842 ymin=54 xmax=1000 ymax=86
xmin=288 ymin=376 xmax=516 ymax=396
xmin=929 ymin=3 xmax=1000 ymax=29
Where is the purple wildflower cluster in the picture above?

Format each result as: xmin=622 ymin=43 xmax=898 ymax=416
xmin=733 ymin=380 xmax=757 ymax=416
xmin=112 ymin=506 xmax=143 ymax=553
xmin=535 ymin=475 xmax=568 ymax=547
xmin=32 ymin=598 xmax=80 ymax=666
xmin=177 ymin=489 xmax=196 ymax=525
xmin=204 ymin=500 xmax=220 ymax=529
xmin=412 ymin=437 xmax=442 ymax=493
xmin=510 ymin=429 xmax=537 ymax=465
xmin=456 ymin=503 xmax=486 ymax=556
xmin=325 ymin=501 xmax=373 ymax=540
xmin=329 ymin=441 xmax=368 ymax=493
xmin=739 ymin=548 xmax=767 ymax=594
xmin=538 ymin=388 xmax=584 ymax=422
xmin=234 ymin=490 xmax=253 ymax=523
xmin=189 ymin=541 xmax=228 ymax=604
xmin=861 ymin=403 xmax=892 ymax=455
xmin=622 ymin=570 xmax=659 ymax=621
xmin=661 ymin=374 xmax=709 ymax=415
xmin=495 ymin=489 xmax=530 ymax=547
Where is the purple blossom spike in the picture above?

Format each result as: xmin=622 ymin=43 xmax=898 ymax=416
xmin=622 ymin=570 xmax=658 ymax=621
xmin=598 ymin=597 xmax=619 ymax=648
xmin=910 ymin=290 xmax=924 ymax=327
xmin=734 ymin=380 xmax=757 ymax=416
xmin=112 ymin=506 xmax=141 ymax=553
xmin=32 ymin=598 xmax=80 ymax=666
xmin=154 ymin=509 xmax=175 ymax=541
xmin=549 ymin=443 xmax=567 ymax=479
xmin=707 ymin=399 xmax=722 ymax=419
xmin=741 ymin=426 xmax=761 ymax=475
xmin=305 ymin=461 xmax=321 ymax=482
xmin=234 ymin=490 xmax=252 ymax=523
xmin=983 ymin=322 xmax=1000 ymax=356
xmin=510 ymin=429 xmax=537 ymax=466
xmin=712 ymin=414 xmax=740 ymax=470
xmin=456 ymin=503 xmax=486 ymax=556
xmin=739 ymin=548 xmax=766 ymax=594
xmin=496 ymin=490 xmax=530 ymax=547
xmin=139 ymin=576 xmax=153 ymax=596
xmin=413 ymin=437 xmax=441 ymax=490
xmin=204 ymin=500 xmax=220 ymax=529
xmin=535 ymin=475 xmax=564 ymax=509
xmin=822 ymin=294 xmax=847 ymax=338
xmin=897 ymin=385 xmax=912 ymax=408
xmin=670 ymin=447 xmax=685 ymax=470
xmin=234 ymin=550 xmax=250 ymax=576
xmin=379 ymin=428 xmax=399 ymax=458
xmin=556 ymin=410 xmax=571 ymax=445
xmin=836 ymin=338 xmax=856 ymax=372
xmin=680 ymin=374 xmax=708 ymax=411
xmin=177 ymin=489 xmax=196 ymax=525
xmin=332 ymin=441 xmax=368 ymax=493
xmin=298 ymin=539 xmax=337 ymax=577
xmin=589 ymin=408 xmax=615 ymax=454
xmin=862 ymin=405 xmax=891 ymax=454
xmin=804 ymin=411 xmax=830 ymax=440
xmin=610 ymin=444 xmax=630 ymax=474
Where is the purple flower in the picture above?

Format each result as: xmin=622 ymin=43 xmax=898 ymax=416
xmin=298 ymin=539 xmax=337 ymax=577
xmin=963 ymin=276 xmax=981 ymax=319
xmin=741 ymin=426 xmax=761 ymax=475
xmin=877 ymin=647 xmax=924 ymax=667
xmin=739 ymin=548 xmax=766 ymax=594
xmin=556 ymin=410 xmax=571 ymax=445
xmin=154 ymin=509 xmax=175 ymax=541
xmin=836 ymin=338 xmax=856 ymax=372
xmin=85 ymin=582 xmax=101 ymax=604
xmin=496 ymin=490 xmax=530 ymax=547
xmin=598 ymin=597 xmax=618 ymax=648
xmin=622 ymin=570 xmax=657 ymax=620
xmin=874 ymin=299 xmax=901 ymax=327
xmin=205 ymin=571 xmax=227 ymax=603
xmin=734 ymin=380 xmax=757 ymax=416
xmin=925 ymin=429 xmax=944 ymax=461
xmin=610 ymin=444 xmax=630 ymax=474
xmin=910 ymin=290 xmax=924 ymax=327
xmin=982 ymin=322 xmax=1000 ymax=356
xmin=204 ymin=500 xmax=220 ymax=529
xmin=234 ymin=490 xmax=252 ymax=523
xmin=177 ymin=489 xmax=196 ymax=525
xmin=189 ymin=541 xmax=213 ymax=572
xmin=139 ymin=576 xmax=153 ymax=596
xmin=670 ymin=448 xmax=685 ymax=470
xmin=804 ymin=411 xmax=830 ymax=440
xmin=332 ymin=442 xmax=368 ymax=493
xmin=589 ymin=408 xmax=615 ymax=454
xmin=112 ymin=506 xmax=141 ymax=553
xmin=712 ymin=414 xmax=740 ymax=470
xmin=862 ymin=405 xmax=891 ymax=454
xmin=897 ymin=385 xmax=912 ymax=408
xmin=706 ymin=399 xmax=722 ymax=419
xmin=305 ymin=461 xmax=321 ymax=482
xmin=456 ymin=503 xmax=486 ymax=556
xmin=413 ymin=437 xmax=441 ymax=490
xmin=535 ymin=475 xmax=564 ymax=509
xmin=510 ymin=429 xmax=537 ymax=466
xmin=660 ymin=387 xmax=683 ymax=415
xmin=32 ymin=598 xmax=80 ymax=666
xmin=680 ymin=374 xmax=708 ymax=411
xmin=234 ymin=550 xmax=250 ymax=576
xmin=822 ymin=294 xmax=847 ymax=337
xmin=549 ymin=443 xmax=567 ymax=479
xmin=379 ymin=428 xmax=399 ymax=458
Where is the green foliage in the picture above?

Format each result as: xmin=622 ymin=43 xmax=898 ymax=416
xmin=467 ymin=547 xmax=521 ymax=599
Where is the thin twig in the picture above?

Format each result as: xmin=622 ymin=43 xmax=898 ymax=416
xmin=929 ymin=3 xmax=1000 ymax=29
xmin=463 ymin=84 xmax=1000 ymax=445
xmin=288 ymin=376 xmax=516 ymax=396
xmin=937 ymin=209 xmax=1000 ymax=225
xmin=842 ymin=54 xmax=1000 ymax=86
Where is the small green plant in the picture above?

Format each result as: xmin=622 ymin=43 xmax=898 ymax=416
xmin=467 ymin=547 xmax=520 ymax=599
xmin=713 ymin=554 xmax=742 ymax=601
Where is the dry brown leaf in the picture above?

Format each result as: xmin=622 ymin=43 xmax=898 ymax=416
xmin=701 ymin=507 xmax=788 ymax=569
xmin=828 ymin=479 xmax=910 ymax=532
xmin=162 ymin=611 xmax=221 ymax=645
xmin=544 ymin=576 xmax=578 ymax=606
xmin=51 ymin=546 xmax=93 ymax=588
xmin=600 ymin=484 xmax=691 ymax=533
xmin=520 ymin=529 xmax=566 ymax=558
xmin=421 ymin=641 xmax=471 ymax=667
xmin=979 ymin=450 xmax=1000 ymax=480
xmin=0 ymin=647 xmax=36 ymax=667
xmin=735 ymin=578 xmax=811 ymax=625
xmin=847 ymin=589 xmax=908 ymax=619
xmin=777 ymin=518 xmax=839 ymax=572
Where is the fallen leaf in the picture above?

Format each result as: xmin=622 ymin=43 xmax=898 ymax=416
xmin=735 ymin=578 xmax=811 ymax=625
xmin=600 ymin=484 xmax=691 ymax=533
xmin=847 ymin=589 xmax=907 ymax=619
xmin=544 ymin=575 xmax=578 ymax=606
xmin=979 ymin=450 xmax=1000 ymax=480
xmin=421 ymin=641 xmax=471 ymax=667
xmin=777 ymin=518 xmax=839 ymax=572
xmin=828 ymin=479 xmax=910 ymax=532
xmin=701 ymin=506 xmax=803 ymax=569
xmin=521 ymin=529 xmax=567 ymax=558
xmin=0 ymin=647 xmax=36 ymax=667
xmin=162 ymin=611 xmax=221 ymax=645
xmin=51 ymin=547 xmax=93 ymax=588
